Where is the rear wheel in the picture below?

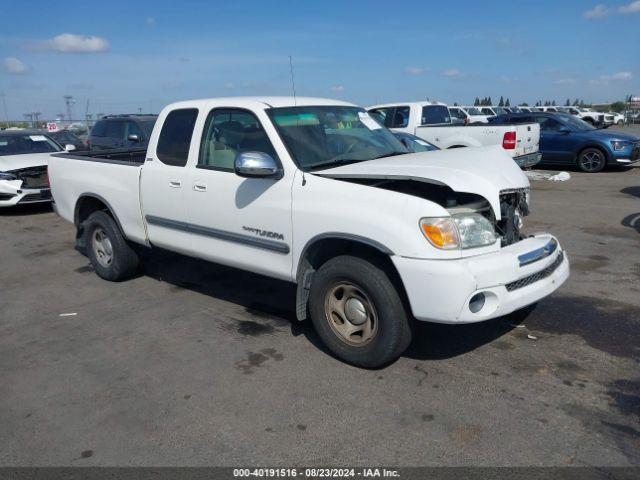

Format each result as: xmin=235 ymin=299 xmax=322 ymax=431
xmin=577 ymin=147 xmax=606 ymax=173
xmin=84 ymin=211 xmax=139 ymax=281
xmin=308 ymin=255 xmax=412 ymax=368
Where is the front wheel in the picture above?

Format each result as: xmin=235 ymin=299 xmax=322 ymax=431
xmin=577 ymin=147 xmax=606 ymax=173
xmin=308 ymin=255 xmax=412 ymax=368
xmin=84 ymin=211 xmax=139 ymax=281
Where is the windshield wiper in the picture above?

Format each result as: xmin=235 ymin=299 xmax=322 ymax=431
xmin=308 ymin=158 xmax=365 ymax=171
xmin=371 ymin=151 xmax=407 ymax=160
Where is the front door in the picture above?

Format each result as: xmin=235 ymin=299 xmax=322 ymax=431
xmin=185 ymin=108 xmax=294 ymax=280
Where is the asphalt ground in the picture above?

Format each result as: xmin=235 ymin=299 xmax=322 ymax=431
xmin=1 ymin=154 xmax=639 ymax=467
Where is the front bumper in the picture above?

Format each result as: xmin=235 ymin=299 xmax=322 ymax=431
xmin=612 ymin=142 xmax=640 ymax=164
xmin=0 ymin=180 xmax=52 ymax=207
xmin=393 ymin=234 xmax=569 ymax=324
xmin=514 ymin=152 xmax=542 ymax=168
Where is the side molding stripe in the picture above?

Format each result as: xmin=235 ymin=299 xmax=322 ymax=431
xmin=145 ymin=215 xmax=290 ymax=254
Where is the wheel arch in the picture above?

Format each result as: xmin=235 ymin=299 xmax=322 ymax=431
xmin=294 ymin=233 xmax=409 ymax=321
xmin=74 ymin=194 xmax=128 ymax=251
xmin=577 ymin=144 xmax=612 ymax=166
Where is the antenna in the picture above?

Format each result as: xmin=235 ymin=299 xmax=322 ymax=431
xmin=289 ymin=55 xmax=297 ymax=106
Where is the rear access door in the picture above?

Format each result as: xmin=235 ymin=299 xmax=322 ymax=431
xmin=139 ymin=108 xmax=199 ymax=255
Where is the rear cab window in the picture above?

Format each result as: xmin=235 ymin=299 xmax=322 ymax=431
xmin=156 ymin=108 xmax=199 ymax=167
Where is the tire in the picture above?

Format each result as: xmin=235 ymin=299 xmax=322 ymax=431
xmin=308 ymin=255 xmax=412 ymax=368
xmin=84 ymin=211 xmax=139 ymax=281
xmin=583 ymin=118 xmax=595 ymax=126
xmin=617 ymin=120 xmax=624 ymax=127
xmin=577 ymin=147 xmax=607 ymax=173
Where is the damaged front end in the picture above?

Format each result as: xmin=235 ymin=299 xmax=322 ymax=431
xmin=497 ymin=188 xmax=530 ymax=246
xmin=326 ymin=177 xmax=530 ymax=248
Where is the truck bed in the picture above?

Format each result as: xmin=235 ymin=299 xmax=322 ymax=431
xmin=56 ymin=148 xmax=147 ymax=165
xmin=48 ymin=149 xmax=148 ymax=245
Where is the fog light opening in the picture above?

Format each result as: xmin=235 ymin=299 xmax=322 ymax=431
xmin=469 ymin=293 xmax=486 ymax=313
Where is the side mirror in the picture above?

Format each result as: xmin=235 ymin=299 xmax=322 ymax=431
xmin=234 ymin=151 xmax=282 ymax=179
xmin=128 ymin=134 xmax=140 ymax=142
xmin=64 ymin=144 xmax=76 ymax=151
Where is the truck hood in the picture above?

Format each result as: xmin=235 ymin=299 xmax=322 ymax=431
xmin=0 ymin=153 xmax=50 ymax=172
xmin=313 ymin=145 xmax=529 ymax=219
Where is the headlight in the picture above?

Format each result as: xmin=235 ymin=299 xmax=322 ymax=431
xmin=0 ymin=172 xmax=18 ymax=181
xmin=611 ymin=140 xmax=631 ymax=151
xmin=420 ymin=213 xmax=497 ymax=250
xmin=452 ymin=213 xmax=498 ymax=249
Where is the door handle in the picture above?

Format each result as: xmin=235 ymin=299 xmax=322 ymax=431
xmin=169 ymin=180 xmax=182 ymax=188
xmin=193 ymin=182 xmax=207 ymax=192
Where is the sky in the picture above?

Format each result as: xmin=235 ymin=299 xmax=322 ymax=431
xmin=0 ymin=0 xmax=638 ymax=120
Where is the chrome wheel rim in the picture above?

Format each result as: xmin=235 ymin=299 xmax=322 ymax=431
xmin=581 ymin=150 xmax=603 ymax=172
xmin=324 ymin=281 xmax=378 ymax=346
xmin=91 ymin=227 xmax=114 ymax=268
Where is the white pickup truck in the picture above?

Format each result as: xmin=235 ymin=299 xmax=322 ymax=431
xmin=49 ymin=97 xmax=569 ymax=368
xmin=368 ymin=101 xmax=542 ymax=168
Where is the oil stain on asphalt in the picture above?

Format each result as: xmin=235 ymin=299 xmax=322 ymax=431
xmin=524 ymin=295 xmax=640 ymax=360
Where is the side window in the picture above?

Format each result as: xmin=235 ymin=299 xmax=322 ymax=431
xmin=537 ymin=117 xmax=562 ymax=132
xmin=449 ymin=108 xmax=466 ymax=120
xmin=198 ymin=109 xmax=278 ymax=171
xmin=421 ymin=106 xmax=451 ymax=125
xmin=104 ymin=121 xmax=125 ymax=139
xmin=91 ymin=120 xmax=106 ymax=137
xmin=368 ymin=108 xmax=390 ymax=125
xmin=156 ymin=108 xmax=198 ymax=167
xmin=390 ymin=106 xmax=410 ymax=128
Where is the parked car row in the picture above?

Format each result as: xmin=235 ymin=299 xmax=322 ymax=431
xmin=488 ymin=112 xmax=640 ymax=172
xmin=368 ymin=101 xmax=542 ymax=168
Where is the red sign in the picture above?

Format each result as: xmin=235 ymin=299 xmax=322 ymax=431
xmin=47 ymin=122 xmax=58 ymax=132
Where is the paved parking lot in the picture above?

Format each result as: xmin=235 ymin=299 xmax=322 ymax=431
xmin=1 ymin=164 xmax=639 ymax=467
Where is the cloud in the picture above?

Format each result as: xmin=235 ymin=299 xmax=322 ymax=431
xmin=583 ymin=4 xmax=610 ymax=19
xmin=405 ymin=66 xmax=427 ymax=76
xmin=224 ymin=82 xmax=235 ymax=90
xmin=3 ymin=57 xmax=29 ymax=74
xmin=330 ymin=85 xmax=345 ymax=92
xmin=554 ymin=78 xmax=577 ymax=85
xmin=589 ymin=71 xmax=633 ymax=85
xmin=442 ymin=69 xmax=461 ymax=78
xmin=619 ymin=0 xmax=640 ymax=13
xmin=41 ymin=33 xmax=110 ymax=53
xmin=146 ymin=17 xmax=156 ymax=26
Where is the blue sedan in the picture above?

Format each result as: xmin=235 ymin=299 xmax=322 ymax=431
xmin=490 ymin=112 xmax=640 ymax=172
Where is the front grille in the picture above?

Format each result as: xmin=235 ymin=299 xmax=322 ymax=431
xmin=632 ymin=142 xmax=640 ymax=161
xmin=19 ymin=189 xmax=51 ymax=203
xmin=506 ymin=251 xmax=564 ymax=292
xmin=0 ymin=193 xmax=16 ymax=201
xmin=10 ymin=166 xmax=49 ymax=189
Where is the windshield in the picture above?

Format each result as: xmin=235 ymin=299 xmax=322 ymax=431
xmin=493 ymin=107 xmax=508 ymax=115
xmin=268 ymin=106 xmax=407 ymax=171
xmin=560 ymin=114 xmax=595 ymax=131
xmin=0 ymin=133 xmax=61 ymax=156
xmin=466 ymin=107 xmax=484 ymax=115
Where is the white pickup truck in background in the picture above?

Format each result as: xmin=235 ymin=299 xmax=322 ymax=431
xmin=49 ymin=96 xmax=568 ymax=368
xmin=368 ymin=101 xmax=541 ymax=168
